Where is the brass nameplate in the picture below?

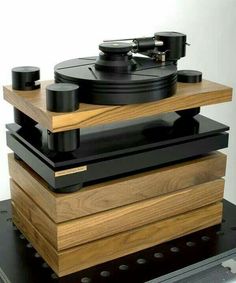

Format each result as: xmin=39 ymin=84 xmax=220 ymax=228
xmin=55 ymin=166 xmax=87 ymax=177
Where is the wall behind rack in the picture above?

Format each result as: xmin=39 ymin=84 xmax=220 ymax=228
xmin=0 ymin=0 xmax=235 ymax=203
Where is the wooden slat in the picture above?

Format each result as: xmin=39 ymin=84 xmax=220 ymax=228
xmin=11 ymin=178 xmax=224 ymax=250
xmin=3 ymin=80 xmax=232 ymax=132
xmin=8 ymin=152 xmax=227 ymax=223
xmin=10 ymin=179 xmax=57 ymax=248
xmin=12 ymin=203 xmax=59 ymax=274
xmin=12 ymin=202 xmax=223 ymax=277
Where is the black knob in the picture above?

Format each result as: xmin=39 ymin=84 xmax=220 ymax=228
xmin=12 ymin=66 xmax=40 ymax=90
xmin=46 ymin=83 xmax=79 ymax=112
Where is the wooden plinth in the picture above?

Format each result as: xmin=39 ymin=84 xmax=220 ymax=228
xmin=9 ymin=152 xmax=226 ymax=276
xmin=3 ymin=80 xmax=232 ymax=132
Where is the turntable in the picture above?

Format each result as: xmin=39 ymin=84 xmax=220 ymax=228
xmin=54 ymin=32 xmax=187 ymax=105
xmin=2 ymin=31 xmax=233 ymax=278
xmin=5 ymin=32 xmax=230 ymax=192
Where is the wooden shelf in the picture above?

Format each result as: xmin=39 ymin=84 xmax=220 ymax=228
xmin=8 ymin=151 xmax=227 ymax=222
xmin=9 ymin=151 xmax=226 ymax=275
xmin=3 ymin=80 xmax=232 ymax=132
xmin=12 ymin=201 xmax=222 ymax=276
xmin=1 ymin=198 xmax=236 ymax=282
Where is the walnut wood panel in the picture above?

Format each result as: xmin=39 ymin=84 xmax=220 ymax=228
xmin=8 ymin=152 xmax=227 ymax=222
xmin=3 ymin=80 xmax=232 ymax=132
xmin=8 ymin=152 xmax=227 ymax=223
xmin=12 ymin=203 xmax=59 ymax=274
xmin=10 ymin=180 xmax=57 ymax=248
xmin=11 ymin=178 xmax=224 ymax=250
xmin=12 ymin=202 xmax=223 ymax=276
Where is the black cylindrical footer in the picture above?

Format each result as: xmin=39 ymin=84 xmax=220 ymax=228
xmin=177 ymin=70 xmax=202 ymax=83
xmin=46 ymin=83 xmax=79 ymax=112
xmin=47 ymin=129 xmax=80 ymax=152
xmin=12 ymin=66 xmax=40 ymax=90
xmin=14 ymin=108 xmax=37 ymax=127
xmin=12 ymin=66 xmax=40 ymax=127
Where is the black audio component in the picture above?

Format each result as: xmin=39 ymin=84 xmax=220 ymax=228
xmin=6 ymin=113 xmax=229 ymax=192
xmin=54 ymin=32 xmax=188 ymax=105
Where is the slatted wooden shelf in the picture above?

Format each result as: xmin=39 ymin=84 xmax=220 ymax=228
xmin=8 ymin=152 xmax=227 ymax=223
xmin=3 ymin=80 xmax=232 ymax=132
xmin=9 ymin=151 xmax=226 ymax=276
xmin=12 ymin=201 xmax=222 ymax=277
xmin=10 ymin=178 xmax=224 ymax=250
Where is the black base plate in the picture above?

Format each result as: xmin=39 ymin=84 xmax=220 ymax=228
xmin=1 ymin=199 xmax=236 ymax=283
xmin=6 ymin=113 xmax=229 ymax=169
xmin=6 ymin=113 xmax=229 ymax=191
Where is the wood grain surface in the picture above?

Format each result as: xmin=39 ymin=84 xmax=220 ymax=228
xmin=8 ymin=152 xmax=227 ymax=223
xmin=12 ymin=202 xmax=223 ymax=276
xmin=12 ymin=203 xmax=59 ymax=273
xmin=3 ymin=80 xmax=232 ymax=132
xmin=10 ymin=178 xmax=224 ymax=250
